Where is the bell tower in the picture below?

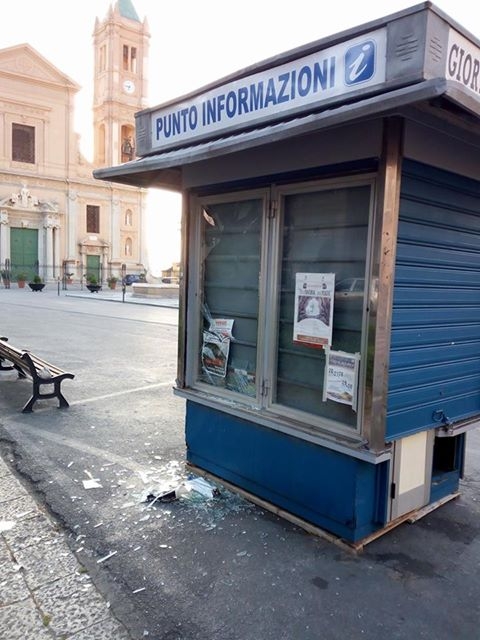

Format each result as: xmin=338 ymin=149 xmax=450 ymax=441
xmin=92 ymin=0 xmax=149 ymax=167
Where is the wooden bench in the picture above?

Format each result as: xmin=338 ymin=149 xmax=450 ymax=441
xmin=0 ymin=337 xmax=74 ymax=413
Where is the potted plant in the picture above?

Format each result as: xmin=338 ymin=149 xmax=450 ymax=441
xmin=15 ymin=272 xmax=27 ymax=288
xmin=86 ymin=274 xmax=101 ymax=293
xmin=107 ymin=275 xmax=118 ymax=290
xmin=28 ymin=274 xmax=45 ymax=292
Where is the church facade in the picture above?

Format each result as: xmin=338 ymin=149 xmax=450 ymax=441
xmin=0 ymin=0 xmax=149 ymax=285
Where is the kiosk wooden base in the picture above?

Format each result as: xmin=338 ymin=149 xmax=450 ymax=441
xmin=187 ymin=463 xmax=460 ymax=552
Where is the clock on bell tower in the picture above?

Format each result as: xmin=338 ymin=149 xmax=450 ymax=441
xmin=123 ymin=79 xmax=136 ymax=94
xmin=92 ymin=0 xmax=150 ymax=167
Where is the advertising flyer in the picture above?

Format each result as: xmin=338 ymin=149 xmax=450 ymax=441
xmin=293 ymin=273 xmax=335 ymax=347
xmin=323 ymin=349 xmax=361 ymax=410
xmin=201 ymin=319 xmax=234 ymax=378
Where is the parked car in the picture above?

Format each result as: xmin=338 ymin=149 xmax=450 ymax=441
xmin=122 ymin=273 xmax=146 ymax=285
xmin=334 ymin=277 xmax=364 ymax=298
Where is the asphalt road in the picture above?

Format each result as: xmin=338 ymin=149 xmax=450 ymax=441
xmin=1 ymin=287 xmax=479 ymax=640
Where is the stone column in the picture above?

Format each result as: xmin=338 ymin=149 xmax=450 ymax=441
xmin=79 ymin=245 xmax=85 ymax=282
xmin=67 ymin=190 xmax=78 ymax=260
xmin=139 ymin=191 xmax=148 ymax=268
xmin=0 ymin=210 xmax=9 ymax=267
xmin=102 ymin=245 xmax=110 ymax=283
xmin=45 ymin=226 xmax=53 ymax=280
xmin=44 ymin=215 xmax=60 ymax=281
xmin=53 ymin=225 xmax=61 ymax=279
xmin=111 ymin=195 xmax=120 ymax=261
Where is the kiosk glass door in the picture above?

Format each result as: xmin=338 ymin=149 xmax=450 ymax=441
xmin=272 ymin=182 xmax=372 ymax=428
xmin=196 ymin=193 xmax=266 ymax=398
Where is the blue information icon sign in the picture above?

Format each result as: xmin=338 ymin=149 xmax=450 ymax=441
xmin=344 ymin=40 xmax=376 ymax=86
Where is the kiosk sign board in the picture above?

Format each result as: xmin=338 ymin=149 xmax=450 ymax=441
xmin=447 ymin=29 xmax=480 ymax=101
xmin=127 ymin=6 xmax=480 ymax=163
xmin=148 ymin=30 xmax=387 ymax=152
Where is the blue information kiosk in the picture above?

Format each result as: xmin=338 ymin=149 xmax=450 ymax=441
xmin=95 ymin=2 xmax=480 ymax=544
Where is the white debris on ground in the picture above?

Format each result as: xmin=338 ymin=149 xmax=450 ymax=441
xmin=59 ymin=451 xmax=273 ymax=637
xmin=66 ymin=455 xmax=258 ymax=575
xmin=73 ymin=456 xmax=256 ymax=527
xmin=97 ymin=550 xmax=118 ymax=564
xmin=82 ymin=470 xmax=103 ymax=489
xmin=141 ymin=476 xmax=219 ymax=505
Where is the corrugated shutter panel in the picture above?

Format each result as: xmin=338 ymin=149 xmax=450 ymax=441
xmin=387 ymin=160 xmax=480 ymax=440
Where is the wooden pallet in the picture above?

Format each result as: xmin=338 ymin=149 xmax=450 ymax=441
xmin=186 ymin=463 xmax=460 ymax=553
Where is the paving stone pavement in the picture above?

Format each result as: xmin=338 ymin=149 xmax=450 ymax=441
xmin=0 ymin=454 xmax=132 ymax=640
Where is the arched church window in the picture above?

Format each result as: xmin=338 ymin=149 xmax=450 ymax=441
xmin=121 ymin=136 xmax=135 ymax=162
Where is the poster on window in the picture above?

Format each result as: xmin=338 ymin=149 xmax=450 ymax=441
xmin=293 ymin=273 xmax=335 ymax=347
xmin=323 ymin=349 xmax=360 ymax=410
xmin=201 ymin=319 xmax=234 ymax=378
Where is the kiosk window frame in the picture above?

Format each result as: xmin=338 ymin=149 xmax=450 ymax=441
xmin=187 ymin=175 xmax=376 ymax=439
xmin=188 ymin=188 xmax=270 ymax=404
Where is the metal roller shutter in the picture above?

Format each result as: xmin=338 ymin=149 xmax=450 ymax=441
xmin=387 ymin=160 xmax=480 ymax=440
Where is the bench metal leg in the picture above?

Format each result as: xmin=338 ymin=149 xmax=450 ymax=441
xmin=56 ymin=392 xmax=70 ymax=409
xmin=55 ymin=380 xmax=70 ymax=409
xmin=21 ymin=380 xmax=71 ymax=413
xmin=22 ymin=396 xmax=36 ymax=413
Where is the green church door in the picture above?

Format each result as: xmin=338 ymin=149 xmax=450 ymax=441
xmin=86 ymin=255 xmax=101 ymax=282
xmin=10 ymin=228 xmax=38 ymax=280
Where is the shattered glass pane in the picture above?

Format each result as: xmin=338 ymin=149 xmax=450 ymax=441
xmin=198 ymin=198 xmax=262 ymax=397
